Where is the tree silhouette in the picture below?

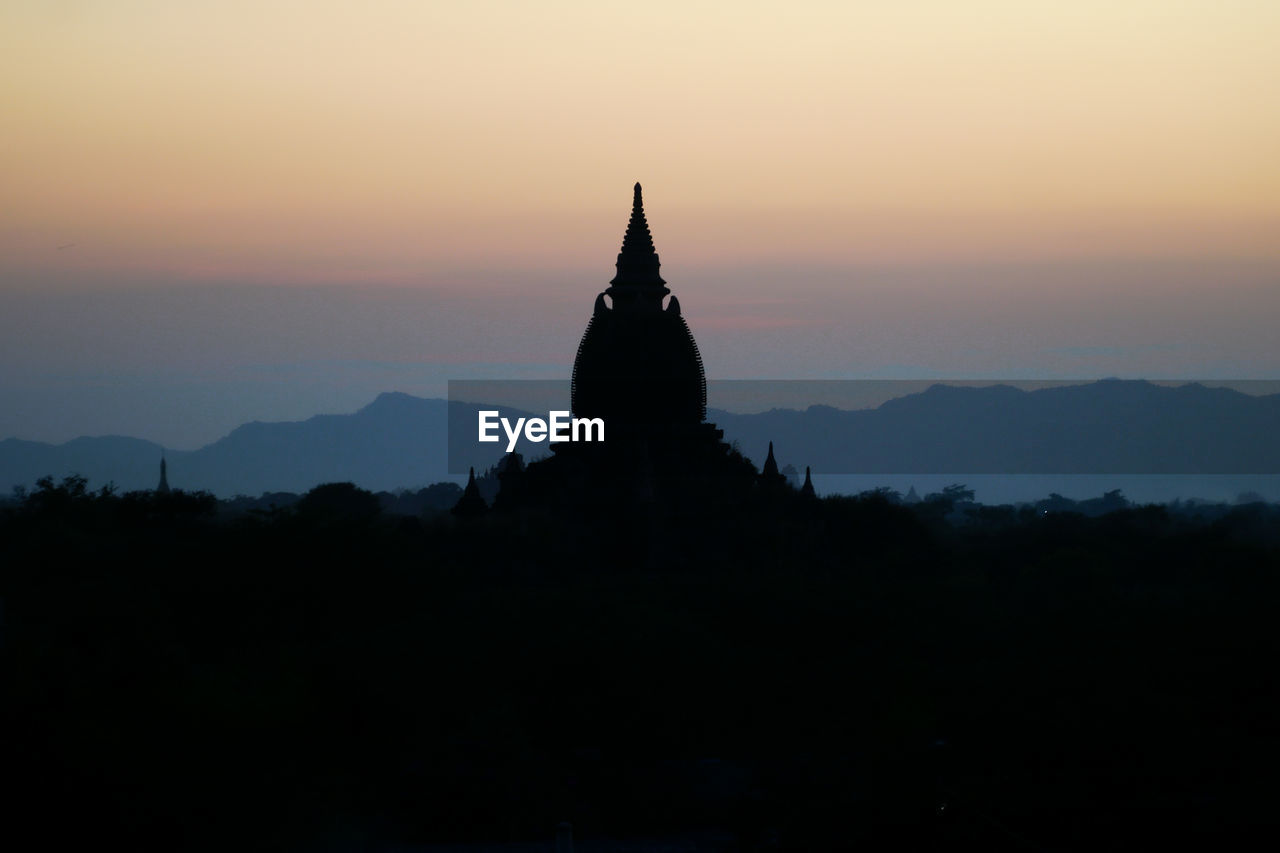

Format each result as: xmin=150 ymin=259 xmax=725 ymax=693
xmin=297 ymin=481 xmax=382 ymax=525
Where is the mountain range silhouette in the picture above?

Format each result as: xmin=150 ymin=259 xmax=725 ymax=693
xmin=2 ymin=380 xmax=1277 ymax=496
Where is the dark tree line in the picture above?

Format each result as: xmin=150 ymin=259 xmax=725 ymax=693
xmin=1 ymin=474 xmax=1278 ymax=850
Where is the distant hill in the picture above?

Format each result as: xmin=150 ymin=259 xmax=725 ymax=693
xmin=711 ymin=380 xmax=1280 ymax=474
xmin=3 ymin=381 xmax=1278 ymax=497
xmin=1 ymin=394 xmax=538 ymax=497
xmin=0 ymin=435 xmax=168 ymax=494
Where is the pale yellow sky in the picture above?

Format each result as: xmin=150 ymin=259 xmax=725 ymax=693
xmin=3 ymin=0 xmax=1278 ymax=284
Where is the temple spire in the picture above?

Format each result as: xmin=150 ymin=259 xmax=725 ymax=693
xmin=800 ymin=465 xmax=817 ymax=499
xmin=758 ymin=441 xmax=787 ymax=490
xmin=452 ymin=467 xmax=488 ymax=517
xmin=157 ymin=454 xmax=170 ymax=494
xmin=610 ymin=182 xmax=666 ymax=289
xmin=762 ymin=442 xmax=780 ymax=478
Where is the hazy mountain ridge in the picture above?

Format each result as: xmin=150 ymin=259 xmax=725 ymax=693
xmin=3 ymin=381 xmax=1278 ymax=497
xmin=710 ymin=380 xmax=1280 ymax=474
xmin=0 ymin=394 xmax=532 ymax=496
xmin=0 ymin=434 xmax=170 ymax=494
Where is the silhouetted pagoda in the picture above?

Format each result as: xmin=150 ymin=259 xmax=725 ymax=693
xmin=572 ymin=183 xmax=706 ymax=431
xmin=800 ymin=466 xmax=817 ymax=499
xmin=496 ymin=184 xmax=756 ymax=511
xmin=452 ymin=467 xmax=488 ymax=517
xmin=758 ymin=442 xmax=787 ymax=489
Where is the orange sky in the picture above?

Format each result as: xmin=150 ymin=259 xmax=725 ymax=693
xmin=3 ymin=0 xmax=1278 ymax=284
xmin=3 ymin=2 xmax=1280 ymax=446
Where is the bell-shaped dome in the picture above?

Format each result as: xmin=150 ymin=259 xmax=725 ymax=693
xmin=571 ymin=184 xmax=706 ymax=427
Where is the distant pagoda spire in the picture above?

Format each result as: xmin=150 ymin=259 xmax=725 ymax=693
xmin=762 ymin=442 xmax=778 ymax=477
xmin=758 ymin=441 xmax=789 ymax=491
xmin=800 ymin=465 xmax=817 ymax=499
xmin=451 ymin=467 xmax=488 ymax=517
xmin=609 ymin=182 xmax=667 ymax=290
xmin=157 ymin=454 xmax=171 ymax=494
xmin=761 ymin=442 xmax=781 ymax=479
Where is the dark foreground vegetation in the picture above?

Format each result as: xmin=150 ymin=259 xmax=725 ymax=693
xmin=2 ymin=476 xmax=1279 ymax=850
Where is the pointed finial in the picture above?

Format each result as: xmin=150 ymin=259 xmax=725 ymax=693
xmin=610 ymin=181 xmax=666 ymax=288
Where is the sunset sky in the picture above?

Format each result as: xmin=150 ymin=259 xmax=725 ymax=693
xmin=3 ymin=1 xmax=1278 ymax=446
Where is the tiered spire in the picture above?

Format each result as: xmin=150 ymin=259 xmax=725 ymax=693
xmin=610 ymin=182 xmax=667 ymax=288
